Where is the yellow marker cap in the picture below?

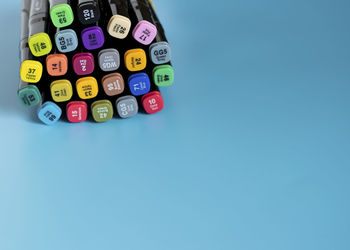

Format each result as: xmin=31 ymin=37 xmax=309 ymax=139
xmin=76 ymin=77 xmax=99 ymax=100
xmin=28 ymin=33 xmax=52 ymax=57
xmin=124 ymin=49 xmax=147 ymax=72
xmin=20 ymin=60 xmax=43 ymax=83
xmin=50 ymin=79 xmax=73 ymax=102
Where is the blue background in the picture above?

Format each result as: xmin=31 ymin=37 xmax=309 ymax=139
xmin=0 ymin=0 xmax=349 ymax=249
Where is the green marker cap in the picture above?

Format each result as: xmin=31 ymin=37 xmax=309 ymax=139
xmin=50 ymin=4 xmax=74 ymax=28
xmin=153 ymin=65 xmax=174 ymax=87
xmin=17 ymin=85 xmax=42 ymax=108
xmin=91 ymin=100 xmax=114 ymax=123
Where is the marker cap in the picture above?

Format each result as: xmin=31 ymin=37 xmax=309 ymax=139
xmin=50 ymin=79 xmax=73 ymax=102
xmin=20 ymin=60 xmax=43 ymax=83
xmin=73 ymin=53 xmax=95 ymax=75
xmin=149 ymin=42 xmax=171 ymax=65
xmin=81 ymin=26 xmax=105 ymax=50
xmin=76 ymin=76 xmax=99 ymax=99
xmin=107 ymin=15 xmax=131 ymax=39
xmin=55 ymin=29 xmax=79 ymax=53
xmin=142 ymin=91 xmax=164 ymax=114
xmin=37 ymin=101 xmax=62 ymax=125
xmin=67 ymin=101 xmax=88 ymax=123
xmin=98 ymin=49 xmax=120 ymax=72
xmin=128 ymin=73 xmax=151 ymax=96
xmin=28 ymin=33 xmax=52 ymax=57
xmin=50 ymin=4 xmax=74 ymax=28
xmin=102 ymin=73 xmax=125 ymax=96
xmin=124 ymin=49 xmax=147 ymax=72
xmin=153 ymin=65 xmax=174 ymax=87
xmin=77 ymin=1 xmax=100 ymax=25
xmin=132 ymin=20 xmax=157 ymax=45
xmin=46 ymin=54 xmax=68 ymax=76
xmin=91 ymin=100 xmax=114 ymax=123
xmin=116 ymin=96 xmax=139 ymax=119
xmin=17 ymin=85 xmax=42 ymax=108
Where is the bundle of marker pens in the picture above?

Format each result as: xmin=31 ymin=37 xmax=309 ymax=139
xmin=19 ymin=0 xmax=173 ymax=125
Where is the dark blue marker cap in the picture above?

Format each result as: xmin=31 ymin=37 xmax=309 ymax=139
xmin=128 ymin=73 xmax=151 ymax=96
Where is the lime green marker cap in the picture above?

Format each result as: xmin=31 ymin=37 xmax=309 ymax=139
xmin=153 ymin=65 xmax=174 ymax=87
xmin=50 ymin=4 xmax=74 ymax=28
xmin=18 ymin=85 xmax=42 ymax=108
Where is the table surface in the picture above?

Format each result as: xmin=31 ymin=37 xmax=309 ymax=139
xmin=0 ymin=0 xmax=349 ymax=249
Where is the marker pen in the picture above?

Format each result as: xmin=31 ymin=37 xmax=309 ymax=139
xmin=28 ymin=0 xmax=53 ymax=57
xmin=66 ymin=101 xmax=88 ymax=123
xmin=129 ymin=0 xmax=157 ymax=45
xmin=49 ymin=0 xmax=74 ymax=28
xmin=152 ymin=64 xmax=174 ymax=87
xmin=37 ymin=97 xmax=63 ymax=125
xmin=106 ymin=0 xmax=131 ymax=39
xmin=81 ymin=24 xmax=105 ymax=50
xmin=141 ymin=87 xmax=164 ymax=114
xmin=115 ymin=95 xmax=139 ymax=119
xmin=145 ymin=0 xmax=172 ymax=65
xmin=55 ymin=28 xmax=79 ymax=53
xmin=77 ymin=0 xmax=101 ymax=25
xmin=91 ymin=99 xmax=114 ymax=122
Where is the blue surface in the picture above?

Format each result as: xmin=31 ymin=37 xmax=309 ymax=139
xmin=0 ymin=0 xmax=350 ymax=249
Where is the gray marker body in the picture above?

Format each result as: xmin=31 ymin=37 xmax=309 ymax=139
xmin=116 ymin=96 xmax=139 ymax=119
xmin=49 ymin=0 xmax=69 ymax=7
xmin=29 ymin=0 xmax=49 ymax=37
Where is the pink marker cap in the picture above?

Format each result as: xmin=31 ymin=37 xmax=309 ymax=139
xmin=132 ymin=20 xmax=157 ymax=45
xmin=72 ymin=53 xmax=95 ymax=76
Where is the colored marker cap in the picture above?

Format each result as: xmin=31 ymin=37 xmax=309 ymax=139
xmin=50 ymin=79 xmax=73 ymax=102
xmin=116 ymin=96 xmax=139 ymax=119
xmin=46 ymin=54 xmax=68 ymax=76
xmin=66 ymin=101 xmax=88 ymax=123
xmin=128 ymin=73 xmax=151 ymax=96
xmin=91 ymin=100 xmax=114 ymax=123
xmin=50 ymin=4 xmax=74 ymax=28
xmin=98 ymin=49 xmax=120 ymax=72
xmin=142 ymin=91 xmax=164 ymax=114
xmin=149 ymin=42 xmax=172 ymax=65
xmin=132 ymin=20 xmax=157 ymax=45
xmin=20 ymin=60 xmax=43 ymax=83
xmin=81 ymin=26 xmax=105 ymax=50
xmin=29 ymin=33 xmax=52 ymax=57
xmin=102 ymin=73 xmax=125 ymax=96
xmin=153 ymin=65 xmax=174 ymax=87
xmin=55 ymin=29 xmax=79 ymax=53
xmin=107 ymin=15 xmax=131 ymax=39
xmin=76 ymin=77 xmax=99 ymax=99
xmin=37 ymin=101 xmax=62 ymax=125
xmin=17 ymin=85 xmax=42 ymax=108
xmin=72 ymin=53 xmax=95 ymax=76
xmin=124 ymin=49 xmax=147 ymax=72
xmin=77 ymin=1 xmax=100 ymax=25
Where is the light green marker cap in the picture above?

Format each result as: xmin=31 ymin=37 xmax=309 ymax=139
xmin=153 ymin=65 xmax=175 ymax=87
xmin=50 ymin=4 xmax=74 ymax=28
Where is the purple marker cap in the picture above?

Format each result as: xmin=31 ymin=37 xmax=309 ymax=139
xmin=132 ymin=20 xmax=157 ymax=45
xmin=81 ymin=26 xmax=105 ymax=50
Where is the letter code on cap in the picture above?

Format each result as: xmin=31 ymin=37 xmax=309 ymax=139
xmin=20 ymin=60 xmax=43 ymax=83
xmin=116 ymin=96 xmax=139 ymax=119
xmin=91 ymin=100 xmax=114 ymax=123
xmin=142 ymin=91 xmax=164 ymax=114
xmin=29 ymin=33 xmax=52 ymax=57
xmin=50 ymin=80 xmax=73 ymax=102
xmin=102 ymin=73 xmax=125 ymax=96
xmin=124 ymin=49 xmax=147 ymax=72
xmin=67 ymin=101 xmax=88 ymax=123
xmin=76 ymin=77 xmax=99 ymax=99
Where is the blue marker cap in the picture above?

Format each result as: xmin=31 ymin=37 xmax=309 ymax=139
xmin=128 ymin=73 xmax=151 ymax=96
xmin=55 ymin=29 xmax=79 ymax=53
xmin=37 ymin=101 xmax=62 ymax=125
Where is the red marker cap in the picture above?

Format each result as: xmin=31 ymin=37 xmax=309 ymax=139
xmin=66 ymin=101 xmax=88 ymax=123
xmin=141 ymin=91 xmax=164 ymax=114
xmin=72 ymin=53 xmax=95 ymax=76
